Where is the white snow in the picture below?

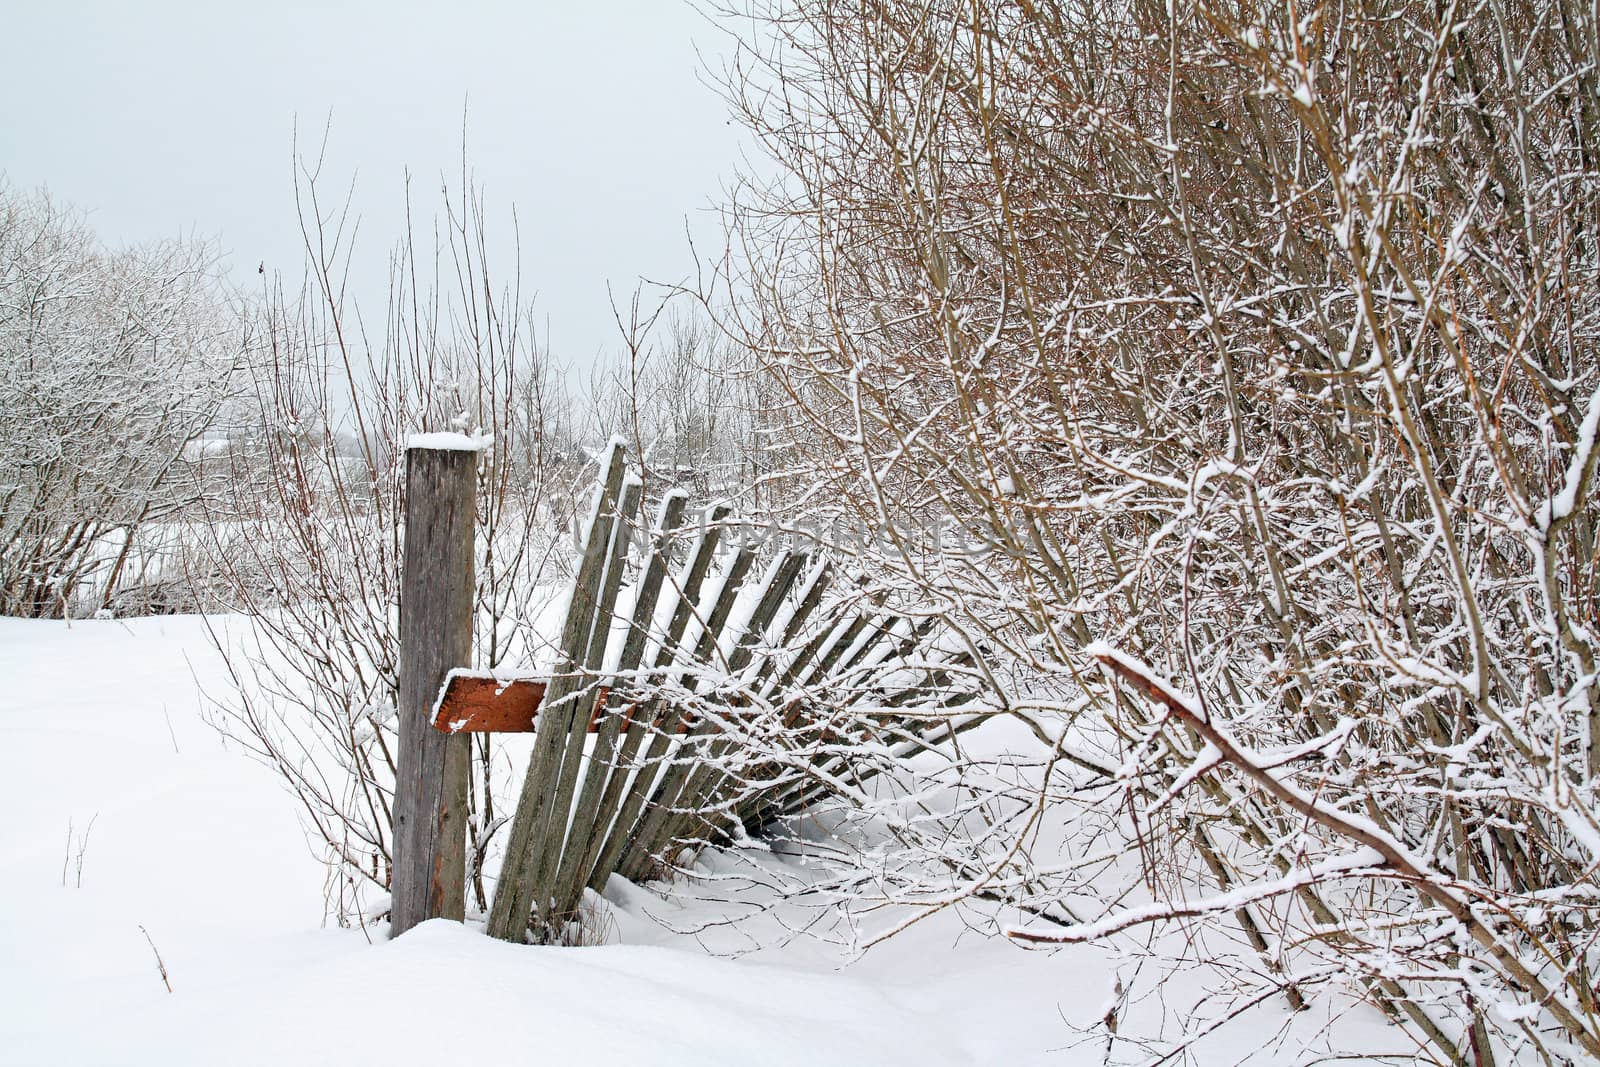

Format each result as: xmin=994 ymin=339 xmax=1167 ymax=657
xmin=405 ymin=431 xmax=494 ymax=452
xmin=1537 ymin=380 xmax=1600 ymax=531
xmin=0 ymin=616 xmax=1409 ymax=1065
xmin=0 ymin=616 xmax=1077 ymax=1065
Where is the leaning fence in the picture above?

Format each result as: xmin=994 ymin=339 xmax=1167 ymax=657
xmin=390 ymin=438 xmax=990 ymax=943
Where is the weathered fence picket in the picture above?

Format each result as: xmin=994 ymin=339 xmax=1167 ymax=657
xmin=633 ymin=551 xmax=813 ymax=863
xmin=575 ymin=502 xmax=734 ymax=899
xmin=391 ymin=442 xmax=478 ymax=937
xmin=547 ymin=490 xmax=690 ymax=919
xmin=485 ymin=446 xmax=629 ymax=941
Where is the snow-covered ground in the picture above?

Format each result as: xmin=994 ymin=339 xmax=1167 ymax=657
xmin=0 ymin=616 xmax=1402 ymax=1065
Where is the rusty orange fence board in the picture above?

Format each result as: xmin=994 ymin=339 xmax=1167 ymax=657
xmin=433 ymin=676 xmax=547 ymax=733
xmin=432 ymin=676 xmax=618 ymax=734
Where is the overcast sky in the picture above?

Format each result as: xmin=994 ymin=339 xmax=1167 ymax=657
xmin=0 ymin=1 xmax=748 ymax=374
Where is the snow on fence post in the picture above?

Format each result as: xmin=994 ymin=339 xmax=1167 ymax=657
xmin=391 ymin=434 xmax=485 ymax=938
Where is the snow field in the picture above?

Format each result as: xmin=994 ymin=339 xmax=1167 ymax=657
xmin=0 ymin=616 xmax=1081 ymax=1065
xmin=0 ymin=615 xmax=1414 ymax=1065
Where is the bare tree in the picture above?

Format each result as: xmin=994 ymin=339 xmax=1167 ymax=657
xmin=0 ymin=182 xmax=240 ymax=618
xmin=584 ymin=297 xmax=768 ymax=502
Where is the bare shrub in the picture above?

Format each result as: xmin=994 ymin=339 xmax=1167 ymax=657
xmin=716 ymin=0 xmax=1600 ymax=1060
xmin=199 ymin=156 xmax=581 ymax=923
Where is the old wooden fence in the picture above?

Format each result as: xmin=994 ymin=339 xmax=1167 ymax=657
xmin=390 ymin=439 xmax=987 ymax=943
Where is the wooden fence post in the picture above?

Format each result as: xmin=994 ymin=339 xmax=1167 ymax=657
xmin=391 ymin=442 xmax=476 ymax=938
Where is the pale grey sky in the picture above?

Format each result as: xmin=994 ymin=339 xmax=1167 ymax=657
xmin=0 ymin=1 xmax=748 ymax=371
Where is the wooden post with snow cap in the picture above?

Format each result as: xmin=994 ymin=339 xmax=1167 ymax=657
xmin=390 ymin=432 xmax=485 ymax=938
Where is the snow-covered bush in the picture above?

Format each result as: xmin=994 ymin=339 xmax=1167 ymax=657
xmin=718 ymin=0 xmax=1600 ymax=1060
xmin=0 ymin=183 xmax=239 ymax=617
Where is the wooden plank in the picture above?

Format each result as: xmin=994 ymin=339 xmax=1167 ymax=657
xmin=635 ymin=551 xmax=814 ymax=869
xmin=660 ymin=506 xmax=736 ymax=668
xmin=724 ymin=551 xmax=810 ymax=677
xmin=433 ymin=676 xmax=547 ymax=733
xmin=391 ymin=445 xmax=476 ymax=938
xmin=525 ymin=477 xmax=644 ymax=926
xmin=740 ymin=559 xmax=835 ymax=704
xmin=617 ymin=543 xmax=758 ymax=882
xmin=487 ymin=444 xmax=628 ymax=942
xmin=431 ymin=676 xmax=621 ymax=734
xmin=761 ymin=595 xmax=861 ymax=699
xmin=581 ymin=508 xmax=733 ymax=893
xmin=720 ymin=560 xmax=841 ymax=828
xmin=552 ymin=491 xmax=691 ymax=916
